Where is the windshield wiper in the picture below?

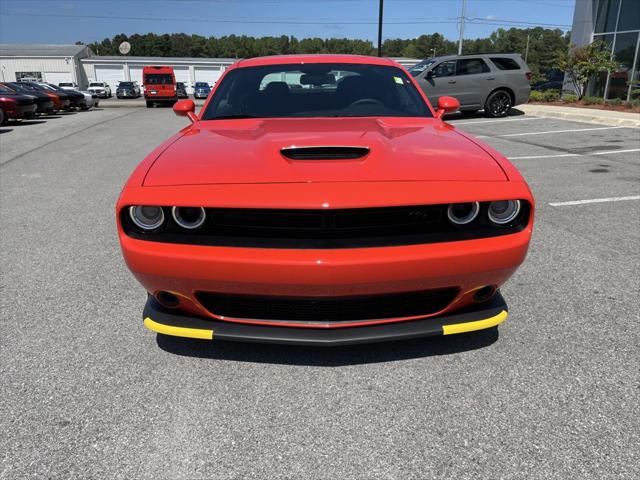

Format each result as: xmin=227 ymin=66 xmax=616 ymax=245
xmin=208 ymin=114 xmax=264 ymax=120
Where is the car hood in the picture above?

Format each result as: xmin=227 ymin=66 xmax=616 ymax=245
xmin=144 ymin=117 xmax=507 ymax=186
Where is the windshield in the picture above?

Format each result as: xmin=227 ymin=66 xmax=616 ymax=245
xmin=144 ymin=74 xmax=173 ymax=85
xmin=0 ymin=85 xmax=16 ymax=93
xmin=202 ymin=63 xmax=431 ymax=120
xmin=89 ymin=83 xmax=103 ymax=87
xmin=59 ymin=83 xmax=73 ymax=86
xmin=408 ymin=59 xmax=437 ymax=77
xmin=119 ymin=82 xmax=134 ymax=87
xmin=195 ymin=82 xmax=209 ymax=88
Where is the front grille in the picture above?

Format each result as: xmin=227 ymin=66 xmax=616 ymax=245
xmin=121 ymin=203 xmax=530 ymax=248
xmin=195 ymin=288 xmax=459 ymax=322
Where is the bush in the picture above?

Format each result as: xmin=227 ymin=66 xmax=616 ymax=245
xmin=563 ymin=94 xmax=579 ymax=103
xmin=582 ymin=96 xmax=604 ymax=105
xmin=529 ymin=91 xmax=544 ymax=102
xmin=542 ymin=90 xmax=561 ymax=102
xmin=607 ymin=98 xmax=623 ymax=106
xmin=624 ymin=99 xmax=640 ymax=109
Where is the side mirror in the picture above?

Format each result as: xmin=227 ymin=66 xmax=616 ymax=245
xmin=173 ymin=99 xmax=197 ymax=123
xmin=436 ymin=96 xmax=460 ymax=119
xmin=426 ymin=70 xmax=433 ymax=79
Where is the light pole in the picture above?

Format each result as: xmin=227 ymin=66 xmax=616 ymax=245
xmin=524 ymin=34 xmax=530 ymax=63
xmin=377 ymin=0 xmax=384 ymax=57
xmin=457 ymin=0 xmax=467 ymax=55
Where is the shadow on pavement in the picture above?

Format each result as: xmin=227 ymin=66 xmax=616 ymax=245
xmin=445 ymin=107 xmax=525 ymax=121
xmin=8 ymin=120 xmax=48 ymax=126
xmin=156 ymin=328 xmax=499 ymax=366
xmin=0 ymin=128 xmax=14 ymax=134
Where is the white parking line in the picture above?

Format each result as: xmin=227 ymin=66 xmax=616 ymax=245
xmin=550 ymin=196 xmax=640 ymax=207
xmin=448 ymin=117 xmax=545 ymax=125
xmin=508 ymin=148 xmax=640 ymax=160
xmin=476 ymin=126 xmax=625 ymax=139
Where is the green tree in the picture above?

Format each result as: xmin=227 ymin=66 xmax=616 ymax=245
xmin=556 ymin=41 xmax=617 ymax=99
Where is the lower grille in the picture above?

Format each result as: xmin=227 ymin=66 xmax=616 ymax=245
xmin=195 ymin=288 xmax=459 ymax=322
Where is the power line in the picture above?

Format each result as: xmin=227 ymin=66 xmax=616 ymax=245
xmin=0 ymin=11 xmax=570 ymax=28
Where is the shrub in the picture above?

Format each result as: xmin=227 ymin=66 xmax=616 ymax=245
xmin=542 ymin=90 xmax=561 ymax=102
xmin=529 ymin=91 xmax=544 ymax=102
xmin=624 ymin=99 xmax=640 ymax=109
xmin=563 ymin=94 xmax=579 ymax=103
xmin=582 ymin=96 xmax=604 ymax=105
xmin=607 ymin=98 xmax=623 ymax=106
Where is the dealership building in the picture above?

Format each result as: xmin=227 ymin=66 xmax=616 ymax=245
xmin=1 ymin=44 xmax=420 ymax=95
xmin=569 ymin=0 xmax=640 ymax=100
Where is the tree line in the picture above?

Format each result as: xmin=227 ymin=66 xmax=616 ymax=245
xmin=81 ymin=27 xmax=569 ymax=80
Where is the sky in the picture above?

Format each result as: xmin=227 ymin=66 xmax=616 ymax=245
xmin=0 ymin=0 xmax=576 ymax=45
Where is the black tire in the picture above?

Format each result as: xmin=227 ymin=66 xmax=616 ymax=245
xmin=484 ymin=90 xmax=512 ymax=118
xmin=0 ymin=108 xmax=5 ymax=126
xmin=146 ymin=101 xmax=153 ymax=108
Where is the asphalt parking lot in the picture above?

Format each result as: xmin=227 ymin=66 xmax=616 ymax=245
xmin=1 ymin=109 xmax=639 ymax=479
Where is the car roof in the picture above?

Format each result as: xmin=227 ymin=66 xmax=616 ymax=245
xmin=234 ymin=54 xmax=398 ymax=69
xmin=425 ymin=53 xmax=523 ymax=62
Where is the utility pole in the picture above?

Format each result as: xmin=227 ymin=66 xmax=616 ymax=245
xmin=457 ymin=0 xmax=467 ymax=55
xmin=377 ymin=0 xmax=384 ymax=57
xmin=524 ymin=33 xmax=530 ymax=63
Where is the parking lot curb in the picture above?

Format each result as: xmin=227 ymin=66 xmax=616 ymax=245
xmin=99 ymin=99 xmax=206 ymax=108
xmin=519 ymin=104 xmax=640 ymax=128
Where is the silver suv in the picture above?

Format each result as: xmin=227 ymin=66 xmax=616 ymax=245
xmin=409 ymin=54 xmax=531 ymax=117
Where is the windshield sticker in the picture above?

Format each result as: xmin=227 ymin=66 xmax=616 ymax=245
xmin=393 ymin=76 xmax=404 ymax=85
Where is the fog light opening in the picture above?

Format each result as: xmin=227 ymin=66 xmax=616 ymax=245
xmin=473 ymin=285 xmax=496 ymax=303
xmin=156 ymin=291 xmax=180 ymax=308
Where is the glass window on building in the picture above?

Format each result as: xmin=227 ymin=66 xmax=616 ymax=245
xmin=607 ymin=32 xmax=639 ymax=99
xmin=590 ymin=34 xmax=615 ymax=96
xmin=617 ymin=0 xmax=640 ymax=32
xmin=595 ymin=0 xmax=621 ymax=33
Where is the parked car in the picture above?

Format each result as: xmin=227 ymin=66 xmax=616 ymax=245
xmin=4 ymin=82 xmax=54 ymax=114
xmin=18 ymin=81 xmax=71 ymax=111
xmin=87 ymin=82 xmax=112 ymax=98
xmin=117 ymin=55 xmax=534 ymax=346
xmin=58 ymin=82 xmax=79 ymax=91
xmin=116 ymin=81 xmax=141 ymax=98
xmin=40 ymin=83 xmax=87 ymax=109
xmin=78 ymin=91 xmax=99 ymax=109
xmin=0 ymin=85 xmax=37 ymax=123
xmin=143 ymin=66 xmax=177 ymax=107
xmin=176 ymin=82 xmax=188 ymax=99
xmin=193 ymin=82 xmax=211 ymax=99
xmin=409 ymin=53 xmax=532 ymax=117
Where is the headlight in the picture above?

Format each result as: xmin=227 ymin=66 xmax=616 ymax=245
xmin=129 ymin=205 xmax=165 ymax=230
xmin=447 ymin=202 xmax=480 ymax=225
xmin=172 ymin=206 xmax=206 ymax=229
xmin=488 ymin=200 xmax=521 ymax=224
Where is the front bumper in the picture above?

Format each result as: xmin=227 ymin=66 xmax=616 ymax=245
xmin=143 ymin=292 xmax=508 ymax=345
xmin=6 ymin=104 xmax=37 ymax=119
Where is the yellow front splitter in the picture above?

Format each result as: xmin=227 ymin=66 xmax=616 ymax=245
xmin=442 ymin=309 xmax=508 ymax=335
xmin=144 ymin=317 xmax=213 ymax=340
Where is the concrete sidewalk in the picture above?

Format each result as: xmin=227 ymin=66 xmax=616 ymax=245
xmin=519 ymin=104 xmax=640 ymax=128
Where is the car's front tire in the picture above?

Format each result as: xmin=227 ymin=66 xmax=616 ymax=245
xmin=146 ymin=101 xmax=153 ymax=108
xmin=0 ymin=108 xmax=5 ymax=126
xmin=484 ymin=90 xmax=512 ymax=118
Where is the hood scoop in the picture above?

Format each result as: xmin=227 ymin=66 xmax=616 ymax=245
xmin=281 ymin=146 xmax=370 ymax=160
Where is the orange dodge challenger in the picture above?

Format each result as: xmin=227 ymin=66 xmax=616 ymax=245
xmin=116 ymin=55 xmax=534 ymax=345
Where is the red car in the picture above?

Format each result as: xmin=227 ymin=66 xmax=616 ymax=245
xmin=117 ymin=55 xmax=534 ymax=345
xmin=0 ymin=84 xmax=37 ymax=123
xmin=143 ymin=65 xmax=177 ymax=107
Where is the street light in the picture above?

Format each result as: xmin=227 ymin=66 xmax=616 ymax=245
xmin=377 ymin=0 xmax=384 ymax=57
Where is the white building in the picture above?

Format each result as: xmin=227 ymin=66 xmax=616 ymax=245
xmin=0 ymin=43 xmax=92 ymax=86
xmin=81 ymin=56 xmax=236 ymax=94
xmin=1 ymin=43 xmax=420 ymax=94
